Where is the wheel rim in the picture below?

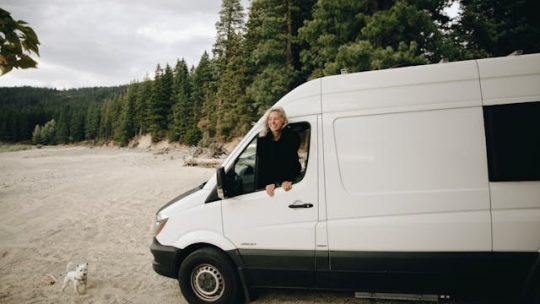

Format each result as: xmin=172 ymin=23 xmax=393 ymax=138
xmin=190 ymin=263 xmax=225 ymax=301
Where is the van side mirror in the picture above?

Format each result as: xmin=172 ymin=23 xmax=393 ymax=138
xmin=216 ymin=167 xmax=227 ymax=199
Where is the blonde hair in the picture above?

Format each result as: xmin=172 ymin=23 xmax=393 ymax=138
xmin=258 ymin=106 xmax=289 ymax=137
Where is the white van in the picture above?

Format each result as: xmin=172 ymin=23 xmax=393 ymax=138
xmin=151 ymin=53 xmax=540 ymax=304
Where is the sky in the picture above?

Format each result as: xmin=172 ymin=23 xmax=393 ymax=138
xmin=1 ymin=0 xmax=250 ymax=89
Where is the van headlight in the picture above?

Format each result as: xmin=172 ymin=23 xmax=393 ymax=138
xmin=153 ymin=213 xmax=168 ymax=236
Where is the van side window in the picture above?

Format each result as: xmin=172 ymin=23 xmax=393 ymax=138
xmin=483 ymin=101 xmax=540 ymax=181
xmin=227 ymin=122 xmax=310 ymax=197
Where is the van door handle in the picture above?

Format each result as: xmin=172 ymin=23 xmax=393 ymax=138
xmin=288 ymin=201 xmax=313 ymax=209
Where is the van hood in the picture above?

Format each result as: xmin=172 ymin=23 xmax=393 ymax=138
xmin=157 ymin=182 xmax=205 ymax=214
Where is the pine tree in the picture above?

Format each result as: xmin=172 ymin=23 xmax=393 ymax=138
xmin=299 ymin=0 xmax=455 ymax=76
xmin=148 ymin=64 xmax=165 ymax=140
xmin=346 ymin=0 xmax=449 ymax=69
xmin=245 ymin=0 xmax=315 ymax=115
xmin=183 ymin=65 xmax=203 ymax=146
xmin=32 ymin=119 xmax=56 ymax=145
xmin=5 ymin=113 xmax=19 ymax=141
xmin=134 ymin=76 xmax=152 ymax=135
xmin=84 ymin=104 xmax=100 ymax=141
xmin=148 ymin=64 xmax=169 ymax=141
xmin=55 ymin=106 xmax=71 ymax=143
xmin=99 ymin=99 xmax=114 ymax=140
xmin=41 ymin=119 xmax=56 ymax=144
xmin=32 ymin=125 xmax=42 ymax=144
xmin=212 ymin=0 xmax=251 ymax=141
xmin=213 ymin=0 xmax=246 ymax=70
xmin=215 ymin=34 xmax=251 ymax=141
xmin=453 ymin=0 xmax=540 ymax=57
xmin=299 ymin=0 xmax=374 ymax=78
xmin=69 ymin=108 xmax=85 ymax=142
xmin=194 ymin=52 xmax=219 ymax=146
xmin=118 ymin=84 xmax=137 ymax=146
xmin=169 ymin=59 xmax=192 ymax=143
xmin=0 ymin=112 xmax=7 ymax=141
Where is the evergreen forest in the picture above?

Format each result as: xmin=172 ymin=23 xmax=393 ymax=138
xmin=1 ymin=0 xmax=539 ymax=146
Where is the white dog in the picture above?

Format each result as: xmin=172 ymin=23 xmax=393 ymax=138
xmin=61 ymin=262 xmax=88 ymax=294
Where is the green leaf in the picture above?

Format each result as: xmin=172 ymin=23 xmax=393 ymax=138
xmin=16 ymin=55 xmax=37 ymax=69
xmin=0 ymin=8 xmax=40 ymax=75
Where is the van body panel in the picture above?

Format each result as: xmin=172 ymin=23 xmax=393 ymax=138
xmin=326 ymin=211 xmax=492 ymax=252
xmin=151 ymin=237 xmax=181 ymax=279
xmin=316 ymin=251 xmax=538 ymax=298
xmin=322 ymin=106 xmax=492 ymax=252
xmin=157 ymin=184 xmax=203 ymax=213
xmin=316 ymin=114 xmax=330 ymax=265
xmin=490 ymin=182 xmax=540 ymax=252
xmin=157 ymin=188 xmax=209 ymax=218
xmin=173 ymin=230 xmax=237 ymax=252
xmin=220 ymin=115 xmax=320 ymax=287
xmin=321 ymin=60 xmax=481 ymax=114
xmin=274 ymin=78 xmax=322 ymax=118
xmin=492 ymin=208 xmax=540 ymax=251
xmin=478 ymin=53 xmax=540 ymax=106
xmin=331 ymin=108 xmax=488 ymax=199
xmin=233 ymin=249 xmax=316 ymax=287
xmin=490 ymin=182 xmax=540 ymax=210
xmin=221 ymin=115 xmax=319 ymax=252
xmin=222 ymin=187 xmax=317 ymax=250
xmin=156 ymin=190 xmax=224 ymax=249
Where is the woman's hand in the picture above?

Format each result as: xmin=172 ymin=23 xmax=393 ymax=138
xmin=265 ymin=184 xmax=276 ymax=196
xmin=281 ymin=181 xmax=292 ymax=191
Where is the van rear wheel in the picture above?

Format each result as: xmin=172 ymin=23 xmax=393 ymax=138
xmin=178 ymin=247 xmax=240 ymax=304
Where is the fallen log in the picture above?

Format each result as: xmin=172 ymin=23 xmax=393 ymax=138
xmin=183 ymin=157 xmax=222 ymax=168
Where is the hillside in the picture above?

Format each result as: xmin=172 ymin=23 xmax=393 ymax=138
xmin=0 ymin=86 xmax=127 ymax=142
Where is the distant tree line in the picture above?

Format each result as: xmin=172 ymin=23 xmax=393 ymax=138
xmin=1 ymin=0 xmax=538 ymax=146
xmin=0 ymin=86 xmax=126 ymax=143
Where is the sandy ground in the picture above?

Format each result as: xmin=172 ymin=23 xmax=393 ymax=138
xmin=0 ymin=146 xmax=208 ymax=304
xmin=0 ymin=146 xmax=383 ymax=304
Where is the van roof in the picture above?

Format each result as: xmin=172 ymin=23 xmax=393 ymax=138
xmin=274 ymin=53 xmax=540 ymax=118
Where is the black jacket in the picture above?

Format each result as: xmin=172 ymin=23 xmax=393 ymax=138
xmin=256 ymin=126 xmax=301 ymax=188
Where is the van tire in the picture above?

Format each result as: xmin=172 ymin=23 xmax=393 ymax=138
xmin=178 ymin=247 xmax=240 ymax=304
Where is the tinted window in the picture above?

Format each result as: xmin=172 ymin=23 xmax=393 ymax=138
xmin=483 ymin=101 xmax=540 ymax=181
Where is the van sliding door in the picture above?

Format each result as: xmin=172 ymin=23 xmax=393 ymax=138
xmin=322 ymin=107 xmax=492 ymax=295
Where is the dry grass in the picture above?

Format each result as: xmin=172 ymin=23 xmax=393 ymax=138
xmin=0 ymin=143 xmax=34 ymax=153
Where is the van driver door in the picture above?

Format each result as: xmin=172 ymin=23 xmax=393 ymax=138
xmin=221 ymin=116 xmax=318 ymax=288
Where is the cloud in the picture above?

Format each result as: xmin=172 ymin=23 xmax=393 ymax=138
xmin=0 ymin=0 xmax=249 ymax=88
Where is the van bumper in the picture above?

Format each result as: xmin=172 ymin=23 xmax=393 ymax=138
xmin=150 ymin=237 xmax=180 ymax=279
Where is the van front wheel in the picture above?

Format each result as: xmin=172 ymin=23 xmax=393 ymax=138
xmin=178 ymin=248 xmax=239 ymax=304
